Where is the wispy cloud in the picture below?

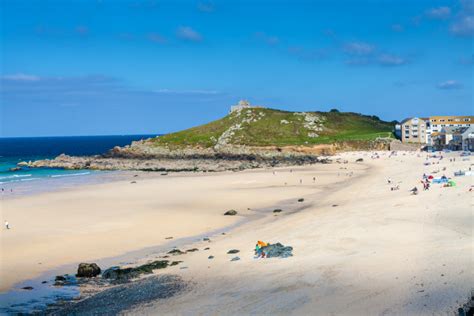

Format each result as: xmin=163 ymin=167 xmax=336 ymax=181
xmin=176 ymin=26 xmax=203 ymax=42
xmin=425 ymin=6 xmax=451 ymax=19
xmin=342 ymin=41 xmax=408 ymax=67
xmin=377 ymin=54 xmax=408 ymax=66
xmin=1 ymin=73 xmax=41 ymax=81
xmin=148 ymin=33 xmax=166 ymax=44
xmin=343 ymin=41 xmax=375 ymax=55
xmin=197 ymin=1 xmax=215 ymax=13
xmin=450 ymin=15 xmax=474 ymax=36
xmin=437 ymin=80 xmax=463 ymax=90
xmin=255 ymin=32 xmax=280 ymax=46
xmin=0 ymin=74 xmax=227 ymax=109
xmin=447 ymin=0 xmax=474 ymax=37
xmin=154 ymin=89 xmax=220 ymax=95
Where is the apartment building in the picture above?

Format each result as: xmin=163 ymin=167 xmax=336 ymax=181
xmin=398 ymin=115 xmax=474 ymax=145
xmin=427 ymin=116 xmax=473 ymax=145
xmin=399 ymin=117 xmax=428 ymax=144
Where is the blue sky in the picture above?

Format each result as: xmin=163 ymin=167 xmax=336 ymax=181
xmin=1 ymin=0 xmax=472 ymax=137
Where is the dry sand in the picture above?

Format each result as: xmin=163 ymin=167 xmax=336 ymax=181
xmin=1 ymin=151 xmax=472 ymax=315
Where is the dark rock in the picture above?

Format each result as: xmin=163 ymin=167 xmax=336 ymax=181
xmin=55 ymin=275 xmax=67 ymax=282
xmin=273 ymin=209 xmax=283 ymax=213
xmin=170 ymin=261 xmax=181 ymax=266
xmin=224 ymin=209 xmax=238 ymax=216
xmin=356 ymin=158 xmax=364 ymax=162
xmin=168 ymin=249 xmax=185 ymax=255
xmin=42 ymin=281 xmax=48 ymax=284
xmin=102 ymin=260 xmax=169 ymax=282
xmin=186 ymin=248 xmax=199 ymax=252
xmin=165 ymin=236 xmax=173 ymax=239
xmin=130 ymin=181 xmax=137 ymax=184
xmin=332 ymin=204 xmax=338 ymax=207
xmin=22 ymin=286 xmax=34 ymax=290
xmin=203 ymin=237 xmax=210 ymax=241
xmin=76 ymin=263 xmax=101 ymax=278
xmin=298 ymin=198 xmax=304 ymax=202
xmin=230 ymin=257 xmax=240 ymax=261
xmin=204 ymin=247 xmax=210 ymax=250
xmin=208 ymin=256 xmax=214 ymax=259
xmin=227 ymin=249 xmax=240 ymax=254
xmin=261 ymin=242 xmax=293 ymax=258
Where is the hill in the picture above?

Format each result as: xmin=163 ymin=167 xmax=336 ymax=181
xmin=148 ymin=108 xmax=394 ymax=149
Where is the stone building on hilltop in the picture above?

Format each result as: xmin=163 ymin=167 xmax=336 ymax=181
xmin=230 ymin=100 xmax=263 ymax=113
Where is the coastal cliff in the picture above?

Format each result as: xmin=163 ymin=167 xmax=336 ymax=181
xmin=19 ymin=108 xmax=395 ymax=172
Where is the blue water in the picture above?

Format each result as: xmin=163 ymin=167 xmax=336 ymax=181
xmin=0 ymin=135 xmax=157 ymax=185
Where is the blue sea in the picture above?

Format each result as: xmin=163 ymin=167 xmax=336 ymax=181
xmin=0 ymin=135 xmax=157 ymax=187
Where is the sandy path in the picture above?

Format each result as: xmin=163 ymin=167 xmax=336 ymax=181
xmin=127 ymin=151 xmax=473 ymax=315
xmin=0 ymin=162 xmax=350 ymax=292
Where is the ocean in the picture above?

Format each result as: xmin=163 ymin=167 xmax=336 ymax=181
xmin=0 ymin=135 xmax=157 ymax=186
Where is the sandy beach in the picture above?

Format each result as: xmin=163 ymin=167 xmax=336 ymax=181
xmin=1 ymin=151 xmax=472 ymax=314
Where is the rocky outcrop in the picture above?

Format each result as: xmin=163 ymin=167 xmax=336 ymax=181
xmin=77 ymin=263 xmax=101 ymax=278
xmin=18 ymin=136 xmax=394 ymax=173
xmin=19 ymin=144 xmax=329 ymax=172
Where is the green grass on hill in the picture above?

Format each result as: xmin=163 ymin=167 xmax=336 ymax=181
xmin=150 ymin=108 xmax=395 ymax=148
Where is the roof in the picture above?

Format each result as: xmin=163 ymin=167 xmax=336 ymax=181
xmin=440 ymin=126 xmax=469 ymax=134
xmin=400 ymin=117 xmax=428 ymax=124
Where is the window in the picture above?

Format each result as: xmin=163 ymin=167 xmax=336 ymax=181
xmin=440 ymin=119 xmax=445 ymax=122
xmin=464 ymin=118 xmax=471 ymax=122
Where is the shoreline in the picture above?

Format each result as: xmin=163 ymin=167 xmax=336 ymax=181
xmin=1 ymin=158 xmax=370 ymax=314
xmin=1 ymin=160 xmax=356 ymax=293
xmin=1 ymin=150 xmax=472 ymax=314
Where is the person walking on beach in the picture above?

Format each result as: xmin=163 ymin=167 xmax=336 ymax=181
xmin=5 ymin=221 xmax=10 ymax=230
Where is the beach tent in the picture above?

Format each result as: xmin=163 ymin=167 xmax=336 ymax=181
xmin=448 ymin=180 xmax=456 ymax=187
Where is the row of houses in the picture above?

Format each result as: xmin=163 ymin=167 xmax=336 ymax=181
xmin=395 ymin=116 xmax=474 ymax=151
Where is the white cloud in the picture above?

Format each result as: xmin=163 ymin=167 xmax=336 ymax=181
xmin=425 ymin=6 xmax=451 ymax=19
xmin=437 ymin=80 xmax=463 ymax=89
xmin=1 ymin=73 xmax=41 ymax=81
xmin=176 ymin=26 xmax=203 ymax=42
xmin=343 ymin=41 xmax=375 ymax=55
xmin=377 ymin=54 xmax=407 ymax=66
xmin=450 ymin=15 xmax=474 ymax=36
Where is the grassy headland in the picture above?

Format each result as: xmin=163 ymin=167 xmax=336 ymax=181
xmin=149 ymin=108 xmax=395 ymax=148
